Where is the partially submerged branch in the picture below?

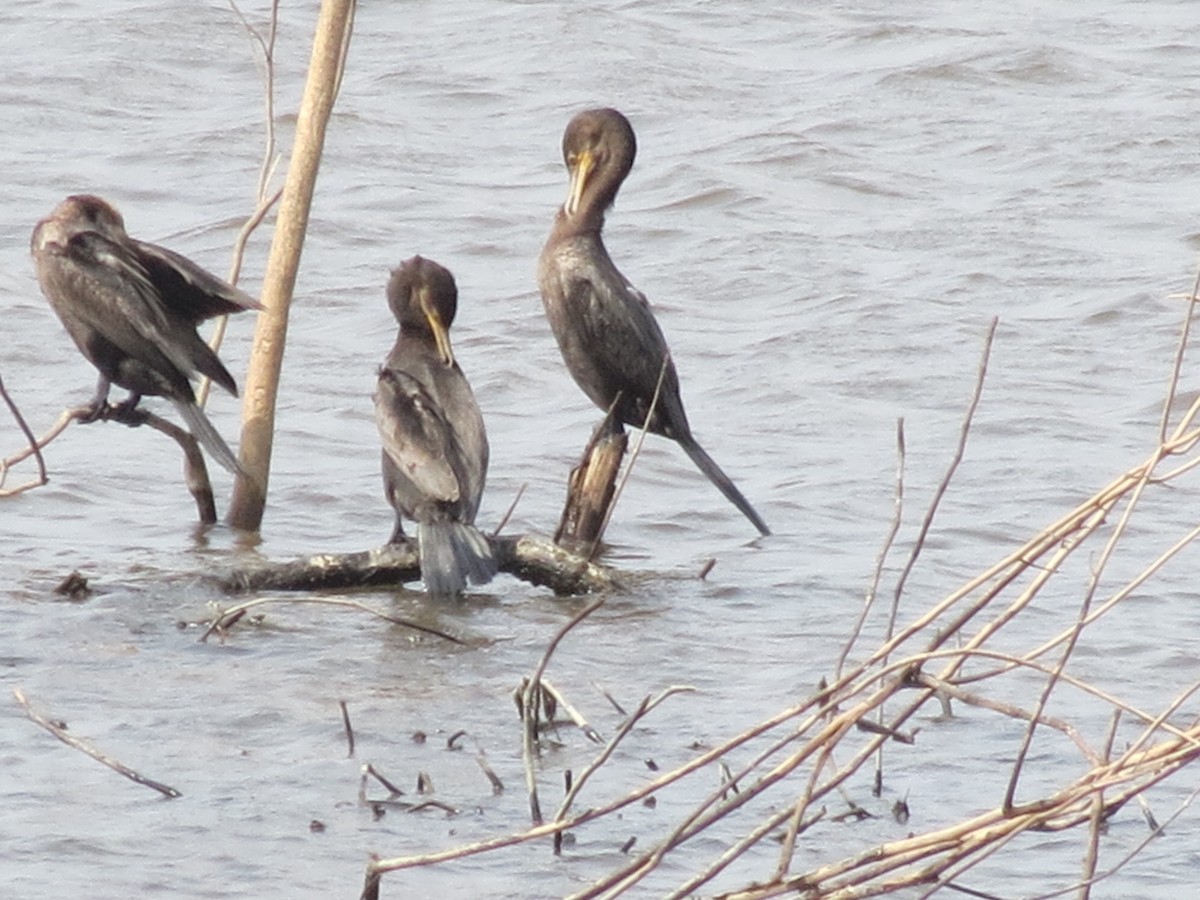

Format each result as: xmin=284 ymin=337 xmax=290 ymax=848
xmin=1 ymin=400 xmax=216 ymax=523
xmin=14 ymin=686 xmax=181 ymax=799
xmin=217 ymin=533 xmax=619 ymax=596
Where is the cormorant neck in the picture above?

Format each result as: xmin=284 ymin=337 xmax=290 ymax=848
xmin=552 ymin=204 xmax=607 ymax=241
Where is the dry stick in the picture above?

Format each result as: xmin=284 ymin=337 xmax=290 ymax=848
xmin=1 ymin=407 xmax=73 ymax=473
xmin=667 ymin=634 xmax=1146 ymax=900
xmin=366 ymin=693 xmax=824 ymax=888
xmin=836 ymin=416 xmax=905 ymax=680
xmin=198 ymin=187 xmax=283 ymax=408
xmin=363 ymin=687 xmax=696 ymax=895
xmin=521 ymin=598 xmax=606 ymax=825
xmin=854 ymin=437 xmax=1146 ymax=677
xmin=198 ymin=0 xmax=283 ymax=409
xmin=14 ymin=687 xmax=181 ymax=799
xmin=227 ymin=0 xmax=357 ymax=531
xmin=551 ymin=687 xmax=694 ymax=828
xmin=0 ymin=401 xmax=217 ymax=522
xmin=578 ymin=713 xmax=874 ymax=898
xmin=585 ymin=353 xmax=671 ymax=562
xmin=911 ymin=670 xmax=1097 ymax=763
xmin=1027 ymin=784 xmax=1200 ymax=900
xmin=866 ymin=319 xmax=997 ymax=809
xmin=918 ymin=648 xmax=1194 ymax=744
xmin=1002 ymin=442 xmax=1163 ymax=811
xmin=581 ymin=683 xmax=899 ymax=898
xmin=589 ymin=678 xmax=894 ymax=896
xmin=746 ymin=728 xmax=1200 ymax=900
xmin=624 ymin=350 xmax=1195 ymax=897
xmin=0 ymin=374 xmax=48 ymax=495
xmin=926 ymin=494 xmax=1111 ymax=672
xmin=340 ymin=700 xmax=355 ymax=758
xmin=381 ymin=651 xmax=981 ymax=899
xmin=885 ymin=318 xmax=997 ymax=647
xmin=228 ymin=0 xmax=281 ymax=202
xmin=1104 ymin=678 xmax=1200 ymax=772
xmin=1158 ymin=259 xmax=1200 ymax=443
xmin=906 ymin=754 xmax=1192 ymax=900
xmin=197 ymin=595 xmax=464 ymax=644
xmin=1078 ymin=710 xmax=1122 ymax=900
xmin=961 ymin=517 xmax=1200 ymax=685
xmin=491 ymin=483 xmax=526 ymax=536
xmin=539 ymin=677 xmax=604 ymax=743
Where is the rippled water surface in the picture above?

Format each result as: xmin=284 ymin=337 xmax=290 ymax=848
xmin=4 ymin=2 xmax=1200 ymax=898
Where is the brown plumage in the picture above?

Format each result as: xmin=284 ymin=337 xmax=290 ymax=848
xmin=31 ymin=194 xmax=261 ymax=471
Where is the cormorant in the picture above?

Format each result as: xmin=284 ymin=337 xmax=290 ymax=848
xmin=537 ymin=108 xmax=770 ymax=536
xmin=375 ymin=256 xmax=496 ymax=598
xmin=31 ymin=194 xmax=261 ymax=472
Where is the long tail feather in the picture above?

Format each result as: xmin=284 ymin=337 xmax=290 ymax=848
xmin=678 ymin=435 xmax=770 ymax=536
xmin=416 ymin=521 xmax=498 ymax=599
xmin=173 ymin=400 xmax=241 ymax=474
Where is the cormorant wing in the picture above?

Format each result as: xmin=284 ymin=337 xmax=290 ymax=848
xmin=54 ymin=230 xmax=204 ymax=382
xmin=134 ymin=240 xmax=262 ymax=321
xmin=375 ymin=368 xmax=462 ymax=504
xmin=561 ymin=253 xmax=687 ymax=433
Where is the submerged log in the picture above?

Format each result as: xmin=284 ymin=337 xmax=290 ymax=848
xmin=217 ymin=533 xmax=619 ymax=596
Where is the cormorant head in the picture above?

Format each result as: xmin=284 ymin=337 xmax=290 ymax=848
xmin=388 ymin=255 xmax=458 ymax=367
xmin=561 ymin=108 xmax=637 ymax=219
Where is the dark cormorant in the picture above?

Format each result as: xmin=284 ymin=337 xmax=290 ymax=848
xmin=537 ymin=108 xmax=770 ymax=536
xmin=31 ymin=194 xmax=261 ymax=472
xmin=375 ymin=256 xmax=496 ymax=598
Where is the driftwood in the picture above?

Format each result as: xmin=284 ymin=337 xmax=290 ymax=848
xmin=555 ymin=414 xmax=627 ymax=552
xmin=218 ymin=534 xmax=619 ymax=596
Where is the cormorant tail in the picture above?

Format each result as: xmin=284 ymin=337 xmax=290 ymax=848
xmin=416 ymin=521 xmax=498 ymax=599
xmin=173 ymin=400 xmax=241 ymax=474
xmin=677 ymin=435 xmax=770 ymax=537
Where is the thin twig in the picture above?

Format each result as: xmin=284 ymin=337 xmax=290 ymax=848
xmin=521 ymin=598 xmax=606 ymax=824
xmin=1158 ymin=259 xmax=1200 ymax=443
xmin=197 ymin=595 xmax=465 ymax=644
xmin=0 ymin=374 xmax=48 ymax=495
xmin=492 ymin=483 xmax=527 ymax=536
xmin=14 ymin=687 xmax=181 ymax=799
xmin=340 ymin=700 xmax=355 ymax=758
xmin=586 ymin=353 xmax=671 ymax=561
xmin=836 ymin=415 xmax=905 ymax=679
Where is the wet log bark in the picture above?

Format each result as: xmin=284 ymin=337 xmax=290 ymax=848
xmin=217 ymin=533 xmax=618 ymax=597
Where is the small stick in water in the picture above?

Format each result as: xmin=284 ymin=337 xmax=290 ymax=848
xmin=13 ymin=687 xmax=181 ymax=799
xmin=339 ymin=700 xmax=355 ymax=758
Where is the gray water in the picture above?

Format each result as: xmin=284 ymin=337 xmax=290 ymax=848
xmin=4 ymin=1 xmax=1200 ymax=897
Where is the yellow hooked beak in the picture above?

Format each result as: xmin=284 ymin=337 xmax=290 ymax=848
xmin=419 ymin=285 xmax=455 ymax=366
xmin=565 ymin=148 xmax=595 ymax=217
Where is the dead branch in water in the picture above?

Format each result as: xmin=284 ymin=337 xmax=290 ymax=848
xmin=358 ymin=288 xmax=1200 ymax=898
xmin=0 ymin=375 xmax=49 ymax=497
xmin=0 ymin=400 xmax=217 ymax=523
xmin=14 ymin=687 xmax=181 ymax=799
xmin=218 ymin=533 xmax=619 ymax=596
xmin=517 ymin=598 xmax=605 ymax=825
xmin=196 ymin=594 xmax=466 ymax=645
